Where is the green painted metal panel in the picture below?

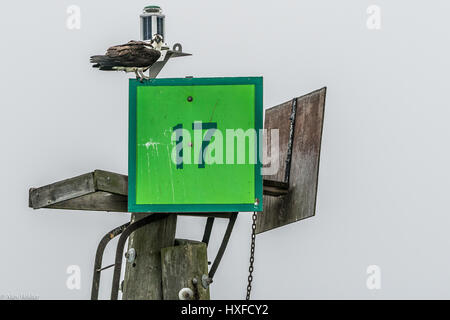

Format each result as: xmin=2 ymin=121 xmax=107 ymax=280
xmin=129 ymin=77 xmax=263 ymax=213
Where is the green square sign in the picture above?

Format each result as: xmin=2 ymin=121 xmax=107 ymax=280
xmin=128 ymin=77 xmax=263 ymax=213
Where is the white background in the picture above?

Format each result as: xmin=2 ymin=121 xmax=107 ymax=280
xmin=1 ymin=0 xmax=449 ymax=299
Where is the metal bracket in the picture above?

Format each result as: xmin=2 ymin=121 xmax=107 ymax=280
xmin=201 ymin=217 xmax=215 ymax=245
xmin=284 ymin=97 xmax=298 ymax=185
xmin=110 ymin=213 xmax=169 ymax=300
xmin=147 ymin=49 xmax=191 ymax=79
xmin=208 ymin=213 xmax=238 ymax=279
xmin=91 ymin=222 xmax=130 ymax=300
xmin=201 ymin=274 xmax=213 ymax=289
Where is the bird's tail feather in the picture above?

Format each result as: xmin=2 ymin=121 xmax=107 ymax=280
xmin=90 ymin=55 xmax=117 ymax=70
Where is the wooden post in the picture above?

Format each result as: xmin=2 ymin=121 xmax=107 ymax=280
xmin=121 ymin=213 xmax=177 ymax=300
xmin=161 ymin=240 xmax=210 ymax=300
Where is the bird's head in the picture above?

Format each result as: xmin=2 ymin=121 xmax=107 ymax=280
xmin=151 ymin=34 xmax=163 ymax=43
xmin=150 ymin=34 xmax=164 ymax=50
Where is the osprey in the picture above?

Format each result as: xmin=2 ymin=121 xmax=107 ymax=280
xmin=90 ymin=34 xmax=163 ymax=81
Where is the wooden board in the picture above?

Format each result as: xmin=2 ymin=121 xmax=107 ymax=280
xmin=29 ymin=170 xmax=250 ymax=217
xmin=29 ymin=169 xmax=294 ymax=217
xmin=256 ymin=88 xmax=326 ymax=234
xmin=29 ymin=170 xmax=128 ymax=212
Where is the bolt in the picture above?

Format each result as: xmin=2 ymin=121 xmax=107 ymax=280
xmin=202 ymin=274 xmax=213 ymax=289
xmin=254 ymin=198 xmax=260 ymax=206
xmin=125 ymin=248 xmax=136 ymax=263
xmin=178 ymin=288 xmax=194 ymax=300
xmin=187 ymin=96 xmax=193 ymax=102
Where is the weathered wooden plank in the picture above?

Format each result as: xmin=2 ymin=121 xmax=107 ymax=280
xmin=94 ymin=170 xmax=128 ymax=196
xmin=29 ymin=172 xmax=95 ymax=209
xmin=47 ymin=191 xmax=128 ymax=212
xmin=161 ymin=240 xmax=210 ymax=300
xmin=29 ymin=170 xmax=127 ymax=210
xmin=30 ymin=169 xmax=288 ymax=216
xmin=121 ymin=213 xmax=177 ymax=300
xmin=263 ymin=179 xmax=289 ymax=197
xmin=256 ymin=88 xmax=326 ymax=234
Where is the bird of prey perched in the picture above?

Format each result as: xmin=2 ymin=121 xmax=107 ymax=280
xmin=90 ymin=34 xmax=164 ymax=81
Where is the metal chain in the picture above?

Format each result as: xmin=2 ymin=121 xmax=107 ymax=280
xmin=246 ymin=212 xmax=257 ymax=300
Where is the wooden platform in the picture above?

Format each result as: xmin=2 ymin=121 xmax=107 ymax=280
xmin=29 ymin=170 xmax=288 ymax=218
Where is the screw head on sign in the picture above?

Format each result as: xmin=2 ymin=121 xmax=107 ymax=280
xmin=254 ymin=198 xmax=260 ymax=206
xmin=187 ymin=96 xmax=193 ymax=102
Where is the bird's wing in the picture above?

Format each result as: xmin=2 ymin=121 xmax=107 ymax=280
xmin=106 ymin=41 xmax=152 ymax=58
xmin=91 ymin=41 xmax=161 ymax=69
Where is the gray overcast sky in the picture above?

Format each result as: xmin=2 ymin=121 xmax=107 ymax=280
xmin=1 ymin=0 xmax=450 ymax=299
